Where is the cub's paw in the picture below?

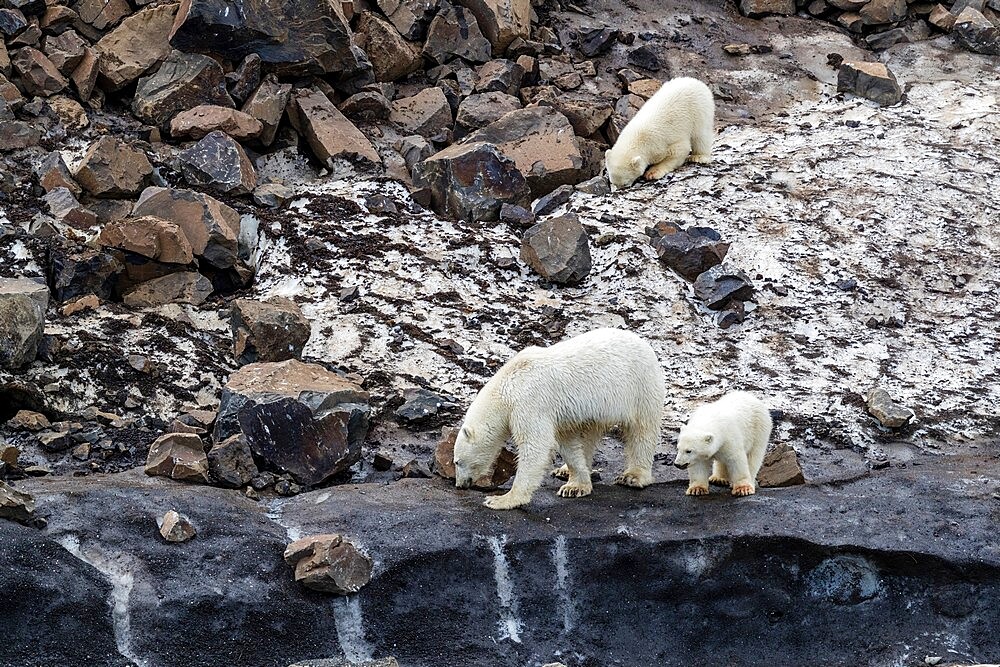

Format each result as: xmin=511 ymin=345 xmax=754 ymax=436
xmin=686 ymin=484 xmax=710 ymax=496
xmin=614 ymin=471 xmax=653 ymax=488
xmin=731 ymin=484 xmax=756 ymax=497
xmin=483 ymin=493 xmax=528 ymax=510
xmin=551 ymin=465 xmax=570 ymax=480
xmin=709 ymin=475 xmax=730 ymax=486
xmin=644 ymin=166 xmax=671 ymax=181
xmin=557 ymin=482 xmax=593 ymax=499
xmin=690 ymin=154 xmax=713 ymax=164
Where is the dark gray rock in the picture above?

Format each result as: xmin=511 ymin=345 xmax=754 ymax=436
xmin=208 ymin=434 xmax=258 ymax=488
xmin=422 ymin=1 xmax=492 ymax=65
xmin=0 ymin=278 xmax=48 ymax=370
xmin=953 ymin=7 xmax=1000 ymax=55
xmin=626 ymin=44 xmax=661 ymax=71
xmin=578 ymin=26 xmax=618 ymax=57
xmin=693 ymin=263 xmax=755 ymax=309
xmin=520 ymin=213 xmax=592 ymax=285
xmin=394 ymin=388 xmax=455 ymax=424
xmin=47 ymin=246 xmax=123 ymax=303
xmin=499 ymin=202 xmax=534 ymax=228
xmin=837 ymin=61 xmax=902 ymax=106
xmin=654 ymin=226 xmax=730 ymax=281
xmin=179 ymin=130 xmax=257 ymax=196
xmin=230 ymin=297 xmax=311 ymax=365
xmin=531 ymin=183 xmax=573 ymax=216
xmin=132 ymin=50 xmax=234 ymax=128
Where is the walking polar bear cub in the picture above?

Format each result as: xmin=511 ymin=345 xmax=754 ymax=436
xmin=673 ymin=391 xmax=773 ymax=497
xmin=453 ymin=328 xmax=665 ymax=510
xmin=605 ymin=76 xmax=715 ymax=190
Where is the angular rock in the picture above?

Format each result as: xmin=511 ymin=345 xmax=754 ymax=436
xmin=47 ymin=247 xmax=123 ymax=303
xmin=123 ymin=271 xmax=213 ymax=308
xmin=227 ymin=53 xmax=261 ymax=104
xmin=289 ymin=88 xmax=380 ymax=165
xmin=69 ymin=46 xmax=98 ymax=102
xmin=474 ymin=59 xmax=523 ymax=95
xmin=158 ymin=510 xmax=196 ymax=542
xmin=693 ymin=263 xmax=755 ymax=310
xmin=241 ymin=76 xmax=291 ymax=146
xmin=626 ymin=45 xmax=662 ymax=72
xmin=43 ymin=30 xmax=87 ymax=75
xmin=578 ymin=26 xmax=619 ymax=57
xmin=758 ymin=443 xmax=805 ymax=488
xmin=94 ymin=4 xmax=178 ymax=90
xmin=865 ymin=388 xmax=915 ymax=428
xmin=73 ymin=136 xmax=153 ymax=198
xmin=0 ymin=119 xmax=40 ymax=150
xmin=412 ymin=141 xmax=530 ymax=221
xmin=400 ymin=459 xmax=431 ymax=478
xmin=422 ymin=2 xmax=492 ymax=65
xmin=283 ymin=534 xmax=373 ymax=594
xmin=289 ymin=660 xmax=399 ymax=667
xmin=463 ymin=106 xmax=586 ymax=198
xmin=953 ymin=7 xmax=1000 ymax=54
xmin=455 ymin=91 xmax=521 ymax=135
xmin=434 ymin=426 xmax=516 ymax=488
xmin=928 ymin=4 xmax=957 ymax=31
xmin=390 ymin=87 xmax=453 ymax=139
xmin=532 ymin=183 xmax=573 ymax=216
xmin=44 ymin=187 xmax=97 ymax=229
xmin=213 ymin=360 xmax=371 ymax=486
xmin=231 ymin=297 xmax=311 ymax=365
xmin=521 ymin=213 xmax=591 ymax=285
xmin=339 ymin=91 xmax=392 ymax=122
xmin=456 ymin=0 xmax=529 ymax=52
xmin=132 ymin=186 xmax=241 ymax=269
xmin=739 ymin=0 xmax=796 ymax=15
xmin=654 ymin=226 xmax=730 ymax=281
xmin=0 ymin=480 xmax=35 ymax=524
xmin=378 ymin=0 xmax=438 ymax=40
xmin=98 ymin=216 xmax=195 ymax=265
xmin=170 ymin=105 xmax=263 ymax=140
xmin=208 ymin=434 xmax=258 ymax=488
xmin=0 ymin=8 xmax=27 ymax=36
xmin=132 ymin=50 xmax=234 ymax=128
xmin=396 ymin=134 xmax=434 ymax=170
xmin=46 ymin=96 xmax=88 ymax=132
xmin=395 ymin=388 xmax=455 ymax=423
xmin=555 ymin=96 xmax=614 ymax=137
xmin=860 ymin=0 xmax=908 ymax=24
xmin=39 ymin=5 xmax=78 ymax=34
xmin=74 ymin=0 xmax=130 ymax=30
xmin=144 ymin=432 xmax=210 ymax=483
xmin=11 ymin=47 xmax=67 ymax=96
xmin=7 ymin=410 xmax=50 ymax=431
xmin=179 ymin=130 xmax=257 ymax=196
xmin=575 ymin=175 xmax=610 ymax=195
xmin=500 ymin=201 xmax=534 ymax=227
xmin=253 ymin=182 xmax=295 ymax=209
xmin=0 ymin=278 xmax=48 ymax=370
xmin=837 ymin=61 xmax=902 ymax=106
xmin=355 ymin=12 xmax=421 ymax=82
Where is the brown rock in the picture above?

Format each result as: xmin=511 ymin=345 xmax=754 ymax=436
xmin=739 ymin=0 xmax=796 ymax=15
xmin=40 ymin=6 xmax=80 ymax=34
xmin=132 ymin=186 xmax=241 ymax=269
xmin=339 ymin=91 xmax=392 ymax=121
xmin=178 ymin=130 xmax=257 ymax=196
xmin=456 ymin=0 xmax=529 ymax=52
xmin=865 ymin=387 xmax=915 ymax=428
xmin=158 ymin=509 xmax=196 ymax=542
xmin=11 ymin=47 xmax=67 ymax=96
xmin=289 ymin=88 xmax=380 ymax=165
xmin=355 ymin=11 xmax=421 ymax=82
xmin=7 ymin=409 xmax=50 ymax=431
xmin=474 ymin=58 xmax=523 ymax=95
xmin=0 ymin=119 xmax=40 ymax=150
xmin=377 ymin=0 xmax=438 ymax=40
xmin=953 ymin=6 xmax=1000 ymax=54
xmin=0 ymin=480 xmax=35 ymax=525
xmin=231 ymin=297 xmax=311 ymax=365
xmin=144 ymin=432 xmax=210 ymax=483
xmin=132 ymin=50 xmax=234 ymax=128
xmin=837 ymin=61 xmax=902 ymax=106
xmin=98 ymin=216 xmax=195 ymax=264
xmin=836 ymin=11 xmax=866 ymax=32
xmin=69 ymin=46 xmax=98 ymax=102
xmin=757 ymin=443 xmax=806 ymax=488
xmin=47 ymin=96 xmax=89 ymax=131
xmin=455 ymin=91 xmax=521 ymax=134
xmin=521 ymin=213 xmax=592 ymax=285
xmin=434 ymin=426 xmax=516 ymax=488
xmin=928 ymin=4 xmax=957 ymax=30
xmin=75 ymin=0 xmax=130 ymax=30
xmin=43 ymin=30 xmax=87 ymax=75
xmin=35 ymin=151 xmax=79 ymax=194
xmin=95 ymin=3 xmax=180 ymax=91
xmin=124 ymin=271 xmax=213 ymax=308
xmin=390 ymin=86 xmax=453 ymax=139
xmin=59 ymin=294 xmax=100 ymax=316
xmin=44 ymin=187 xmax=98 ymax=229
xmin=283 ymin=534 xmax=373 ymax=594
xmin=74 ymin=136 xmax=153 ymax=198
xmin=422 ymin=1 xmax=492 ymax=65
xmin=207 ymin=434 xmax=258 ymax=488
xmin=241 ymin=76 xmax=291 ymax=146
xmin=860 ymin=0 xmax=908 ymax=24
xmin=170 ymin=105 xmax=263 ymax=140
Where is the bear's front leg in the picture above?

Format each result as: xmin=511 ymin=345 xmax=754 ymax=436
xmin=685 ymin=460 xmax=712 ymax=497
xmin=720 ymin=450 xmax=755 ymax=497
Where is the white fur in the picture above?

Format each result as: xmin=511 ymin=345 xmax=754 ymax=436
xmin=673 ymin=391 xmax=772 ymax=497
xmin=454 ymin=328 xmax=666 ymax=510
xmin=605 ymin=76 xmax=715 ymax=190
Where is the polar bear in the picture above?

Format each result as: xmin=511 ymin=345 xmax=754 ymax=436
xmin=453 ymin=328 xmax=665 ymax=510
xmin=605 ymin=76 xmax=715 ymax=190
xmin=673 ymin=391 xmax=772 ymax=497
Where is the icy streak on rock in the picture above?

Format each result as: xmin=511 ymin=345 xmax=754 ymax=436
xmin=552 ymin=535 xmax=576 ymax=634
xmin=264 ymin=498 xmax=303 ymax=542
xmin=331 ymin=595 xmax=375 ymax=663
xmin=57 ymin=534 xmax=149 ymax=667
xmin=487 ymin=534 xmax=523 ymax=643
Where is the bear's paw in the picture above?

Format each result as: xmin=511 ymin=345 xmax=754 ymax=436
xmin=483 ymin=493 xmax=529 ymax=510
xmin=551 ymin=465 xmax=570 ymax=480
xmin=731 ymin=483 xmax=756 ymax=497
xmin=709 ymin=475 xmax=730 ymax=486
xmin=686 ymin=484 xmax=710 ymax=496
xmin=557 ymin=482 xmax=593 ymax=498
xmin=614 ymin=471 xmax=653 ymax=488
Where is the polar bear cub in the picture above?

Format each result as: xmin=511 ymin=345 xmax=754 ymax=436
xmin=605 ymin=76 xmax=715 ymax=190
xmin=453 ymin=328 xmax=665 ymax=511
xmin=673 ymin=391 xmax=772 ymax=497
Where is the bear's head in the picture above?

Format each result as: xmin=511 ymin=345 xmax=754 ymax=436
xmin=453 ymin=423 xmax=504 ymax=489
xmin=673 ymin=429 xmax=720 ymax=469
xmin=605 ymin=149 xmax=646 ymax=191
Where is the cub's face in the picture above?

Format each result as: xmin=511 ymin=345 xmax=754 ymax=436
xmin=673 ymin=430 xmax=717 ymax=469
xmin=453 ymin=425 xmax=495 ymax=488
xmin=605 ymin=150 xmax=645 ymax=191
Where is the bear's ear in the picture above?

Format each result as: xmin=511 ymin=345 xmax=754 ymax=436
xmin=461 ymin=426 xmax=474 ymax=441
xmin=703 ymin=434 xmax=714 ymax=445
xmin=630 ymin=155 xmax=643 ymax=169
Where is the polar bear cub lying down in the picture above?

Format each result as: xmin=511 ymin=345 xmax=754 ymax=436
xmin=673 ymin=391 xmax=772 ymax=497
xmin=605 ymin=76 xmax=715 ymax=190
xmin=453 ymin=328 xmax=665 ymax=511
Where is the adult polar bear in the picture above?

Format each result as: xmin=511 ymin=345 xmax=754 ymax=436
xmin=453 ymin=328 xmax=665 ymax=510
xmin=605 ymin=77 xmax=715 ymax=190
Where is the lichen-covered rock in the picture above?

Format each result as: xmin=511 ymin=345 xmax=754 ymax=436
xmin=144 ymin=432 xmax=210 ymax=483
xmin=520 ymin=213 xmax=592 ymax=285
xmin=230 ymin=297 xmax=311 ymax=365
xmin=178 ymin=130 xmax=257 ymax=196
xmin=837 ymin=61 xmax=902 ymax=106
xmin=283 ymin=533 xmax=373 ymax=594
xmin=0 ymin=278 xmax=48 ymax=370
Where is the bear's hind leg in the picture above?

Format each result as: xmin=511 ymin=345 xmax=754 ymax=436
xmin=709 ymin=460 xmax=730 ymax=486
xmin=616 ymin=423 xmax=657 ymax=488
xmin=644 ymin=139 xmax=692 ymax=180
xmin=485 ymin=421 xmax=557 ymax=510
xmin=721 ymin=448 xmax=756 ymax=497
xmin=690 ymin=125 xmax=713 ymax=164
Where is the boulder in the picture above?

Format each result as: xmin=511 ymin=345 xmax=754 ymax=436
xmin=97 ymin=216 xmax=195 ymax=265
xmin=860 ymin=0 xmax=908 ymax=24
xmin=7 ymin=410 xmax=49 ymax=431
xmin=654 ymin=226 xmax=730 ymax=281
xmin=144 ymin=432 xmax=210 ymax=483
xmin=463 ymin=106 xmax=586 ymax=198
xmin=158 ymin=510 xmax=196 ymax=542
xmin=123 ymin=271 xmax=213 ymax=308
xmin=520 ymin=213 xmax=591 ymax=285
xmin=283 ymin=534 xmax=373 ymax=594
xmin=377 ymin=0 xmax=438 ymax=40
xmin=390 ymin=87 xmax=453 ymax=139
xmin=455 ymin=0 xmax=530 ymax=52
xmin=422 ymin=2 xmax=492 ymax=65
xmin=43 ymin=188 xmax=98 ymax=229
xmin=132 ymin=50 xmax=234 ymax=128
xmin=757 ymin=443 xmax=806 ymax=488
xmin=42 ymin=30 xmax=87 ymax=75
xmin=75 ymin=0 xmax=130 ymax=30
xmin=169 ymin=0 xmax=369 ymax=78
xmin=434 ymin=426 xmax=516 ymax=488
xmin=0 ymin=278 xmax=48 ymax=370
xmin=865 ymin=388 xmax=915 ymax=428
xmin=739 ymin=0 xmax=796 ymax=15
xmin=475 ymin=59 xmax=523 ymax=95
xmin=455 ymin=91 xmax=521 ymax=135
xmin=412 ymin=141 xmax=530 ymax=221
xmin=394 ymin=387 xmax=456 ymax=423
xmin=339 ymin=91 xmax=392 ymax=122
xmin=69 ymin=47 xmax=98 ymax=102
xmin=692 ymin=264 xmax=755 ymax=310
xmin=837 ymin=61 xmax=902 ymax=106
xmin=132 ymin=186 xmax=241 ymax=269
xmin=11 ymin=47 xmax=66 ymax=96
xmin=928 ymin=4 xmax=957 ymax=31
xmin=241 ymin=76 xmax=291 ymax=146
xmin=355 ymin=11 xmax=421 ymax=82
xmin=47 ymin=247 xmax=123 ymax=303
xmin=953 ymin=7 xmax=1000 ymax=54
xmin=94 ymin=3 xmax=179 ymax=90
xmin=178 ymin=130 xmax=258 ymax=196
xmin=73 ymin=136 xmax=153 ymax=198
xmin=170 ymin=105 xmax=263 ymax=140
xmin=231 ymin=297 xmax=311 ymax=365
xmin=35 ymin=153 xmax=78 ymax=195
xmin=288 ymin=88 xmax=381 ymax=165
xmin=0 ymin=480 xmax=35 ymax=524
xmin=208 ymin=434 xmax=258 ymax=488
xmin=213 ymin=360 xmax=371 ymax=486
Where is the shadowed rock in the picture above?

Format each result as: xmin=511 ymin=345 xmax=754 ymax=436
xmin=132 ymin=50 xmax=234 ymax=128
xmin=837 ymin=61 xmax=902 ymax=106
xmin=693 ymin=263 xmax=754 ymax=309
xmin=179 ymin=130 xmax=258 ymax=196
xmin=132 ymin=186 xmax=241 ymax=270
xmin=230 ymin=297 xmax=311 ymax=365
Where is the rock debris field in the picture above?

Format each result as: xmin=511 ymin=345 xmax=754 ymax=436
xmin=0 ymin=0 xmax=999 ymax=665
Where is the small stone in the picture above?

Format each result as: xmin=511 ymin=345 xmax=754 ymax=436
xmin=0 ymin=480 xmax=35 ymax=524
xmin=693 ymin=264 xmax=755 ymax=310
xmin=532 ymin=184 xmax=574 ymax=216
xmin=253 ymin=183 xmax=295 ymax=209
xmin=757 ymin=443 xmax=805 ymax=487
xmin=434 ymin=426 xmax=516 ymax=488
xmin=11 ymin=47 xmax=67 ymax=96
xmin=575 ymin=175 xmax=611 ymax=195
xmin=226 ymin=53 xmax=261 ymax=104
xmin=22 ymin=465 xmax=52 ymax=477
xmin=500 ymin=202 xmax=535 ymax=228
xmin=626 ymin=44 xmax=661 ymax=71
xmin=158 ymin=509 xmax=196 ymax=542
xmin=231 ymin=297 xmax=311 ymax=365
xmin=60 ymin=294 xmax=100 ymax=316
xmin=837 ymin=61 xmax=902 ymax=106
xmin=145 ymin=433 xmax=210 ymax=483
xmin=739 ymin=0 xmax=796 ymax=15
xmin=355 ymin=11 xmax=421 ymax=82
xmin=400 ymin=459 xmax=432 ymax=478
xmin=44 ymin=187 xmax=97 ymax=229
xmin=860 ymin=0 xmax=908 ymax=24
xmin=283 ymin=534 xmax=373 ymax=594
xmin=179 ymin=130 xmax=257 ymax=196
xmin=865 ymin=388 xmax=915 ymax=428
xmin=339 ymin=91 xmax=392 ymax=122
xmin=928 ymin=4 xmax=957 ymax=30
xmin=655 ymin=226 xmax=730 ymax=281
xmin=97 ymin=216 xmax=195 ymax=265
xmin=521 ymin=213 xmax=592 ymax=285
xmin=43 ymin=30 xmax=87 ymax=75
xmin=377 ymin=0 xmax=438 ymax=40
xmin=395 ymin=387 xmax=455 ymax=423
xmin=7 ymin=409 xmax=50 ymax=431
xmin=274 ymin=478 xmax=302 ymax=496
xmin=72 ymin=442 xmax=91 ymax=460
xmin=578 ymin=26 xmax=618 ymax=57
xmin=372 ymin=453 xmax=393 ymax=471
xmin=170 ymin=105 xmax=263 ymax=140
xmin=93 ymin=4 xmax=178 ymax=90
xmin=35 ymin=151 xmax=79 ymax=195
xmin=474 ymin=59 xmax=523 ymax=95
xmin=455 ymin=91 xmax=521 ymax=135
xmin=37 ymin=430 xmax=73 ymax=452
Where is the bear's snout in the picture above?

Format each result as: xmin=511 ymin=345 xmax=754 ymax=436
xmin=455 ymin=477 xmax=472 ymax=489
xmin=673 ymin=461 xmax=689 ymax=470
